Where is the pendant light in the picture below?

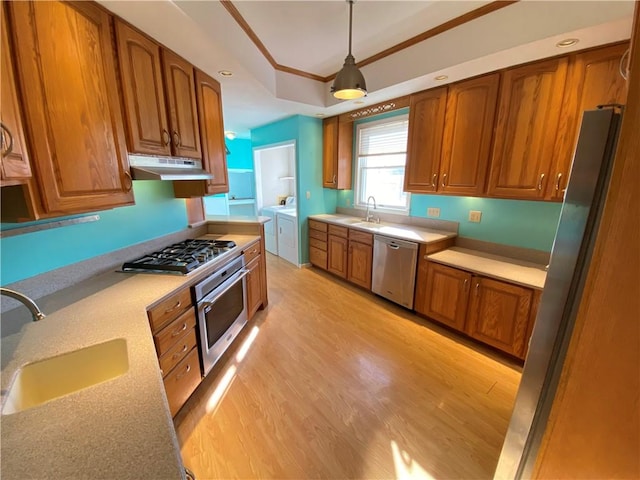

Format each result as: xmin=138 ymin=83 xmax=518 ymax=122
xmin=331 ymin=0 xmax=367 ymax=100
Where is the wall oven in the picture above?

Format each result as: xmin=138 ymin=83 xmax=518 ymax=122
xmin=193 ymin=255 xmax=249 ymax=376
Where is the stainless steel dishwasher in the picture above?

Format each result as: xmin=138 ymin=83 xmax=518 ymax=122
xmin=371 ymin=235 xmax=419 ymax=309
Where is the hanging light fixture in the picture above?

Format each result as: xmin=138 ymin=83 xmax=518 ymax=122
xmin=331 ymin=0 xmax=367 ymax=100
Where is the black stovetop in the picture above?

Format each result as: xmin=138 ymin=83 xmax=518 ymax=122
xmin=122 ymin=239 xmax=236 ymax=274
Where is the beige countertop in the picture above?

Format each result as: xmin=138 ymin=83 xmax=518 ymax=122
xmin=308 ymin=213 xmax=457 ymax=244
xmin=0 ymin=233 xmax=260 ymax=480
xmin=427 ymin=247 xmax=547 ymax=290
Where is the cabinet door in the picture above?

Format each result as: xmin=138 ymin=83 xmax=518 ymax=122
xmin=439 ymin=73 xmax=499 ymax=195
xmin=1 ymin=7 xmax=31 ymax=182
xmin=195 ymin=69 xmax=228 ymax=195
xmin=162 ymin=49 xmax=202 ymax=159
xmin=487 ymin=57 xmax=568 ymax=199
xmin=322 ymin=117 xmax=353 ymax=189
xmin=322 ymin=116 xmax=338 ymax=187
xmin=115 ymin=21 xmax=171 ymax=156
xmin=466 ymin=276 xmax=533 ymax=357
xmin=348 ymin=240 xmax=373 ymax=290
xmin=404 ymin=87 xmax=447 ymax=193
xmin=246 ymin=256 xmax=262 ymax=320
xmin=419 ymin=262 xmax=471 ymax=331
xmin=8 ymin=1 xmax=134 ymax=213
xmin=549 ymin=43 xmax=629 ymax=200
xmin=327 ymin=234 xmax=348 ymax=278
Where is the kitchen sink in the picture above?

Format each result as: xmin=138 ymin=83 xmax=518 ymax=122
xmin=2 ymin=338 xmax=129 ymax=415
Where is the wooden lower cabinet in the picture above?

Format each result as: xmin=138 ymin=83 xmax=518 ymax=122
xmin=309 ymin=220 xmax=328 ymax=269
xmin=466 ymin=276 xmax=533 ymax=358
xmin=327 ymin=225 xmax=349 ymax=278
xmin=416 ymin=262 xmax=471 ymax=331
xmin=147 ymin=287 xmax=201 ymax=417
xmin=347 ymin=230 xmax=373 ymax=290
xmin=418 ymin=261 xmax=538 ymax=359
xmin=243 ymin=240 xmax=265 ymax=320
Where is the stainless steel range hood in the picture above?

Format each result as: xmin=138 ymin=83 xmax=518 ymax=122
xmin=128 ymin=154 xmax=213 ymax=181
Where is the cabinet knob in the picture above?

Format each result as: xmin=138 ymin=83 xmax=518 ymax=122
xmin=537 ymin=173 xmax=545 ymax=191
xmin=162 ymin=129 xmax=171 ymax=146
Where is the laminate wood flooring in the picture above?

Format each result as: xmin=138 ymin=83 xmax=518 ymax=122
xmin=175 ymin=254 xmax=522 ymax=479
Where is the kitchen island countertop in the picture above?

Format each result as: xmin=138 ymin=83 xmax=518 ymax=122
xmin=0 ymin=233 xmax=260 ymax=480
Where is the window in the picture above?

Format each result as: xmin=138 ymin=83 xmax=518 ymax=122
xmin=354 ymin=114 xmax=410 ymax=214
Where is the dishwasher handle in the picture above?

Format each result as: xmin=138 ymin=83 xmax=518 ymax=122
xmin=374 ymin=235 xmax=419 ymax=251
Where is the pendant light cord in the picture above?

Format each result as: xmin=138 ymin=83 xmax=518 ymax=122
xmin=348 ymin=0 xmax=353 ymax=56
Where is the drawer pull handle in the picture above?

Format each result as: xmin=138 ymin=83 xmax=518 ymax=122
xmin=475 ymin=282 xmax=480 ymax=296
xmin=162 ymin=129 xmax=171 ymax=146
xmin=441 ymin=173 xmax=447 ymax=187
xmin=165 ymin=300 xmax=182 ymax=313
xmin=431 ymin=173 xmax=437 ymax=188
xmin=537 ymin=173 xmax=545 ymax=191
xmin=252 ymin=249 xmax=257 ymax=254
xmin=172 ymin=323 xmax=188 ymax=337
xmin=172 ymin=344 xmax=188 ymax=359
xmin=463 ymin=278 xmax=469 ymax=292
xmin=555 ymin=172 xmax=563 ymax=191
xmin=176 ymin=363 xmax=191 ymax=380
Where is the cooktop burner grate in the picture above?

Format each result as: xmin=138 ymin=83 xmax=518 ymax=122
xmin=122 ymin=239 xmax=237 ymax=274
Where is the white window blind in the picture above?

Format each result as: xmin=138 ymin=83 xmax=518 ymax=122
xmin=355 ymin=114 xmax=410 ymax=213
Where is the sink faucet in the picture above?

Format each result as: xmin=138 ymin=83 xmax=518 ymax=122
xmin=0 ymin=288 xmax=46 ymax=321
xmin=365 ymin=196 xmax=377 ymax=222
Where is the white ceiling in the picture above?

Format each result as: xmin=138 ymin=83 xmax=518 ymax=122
xmin=99 ymin=1 xmax=635 ymax=139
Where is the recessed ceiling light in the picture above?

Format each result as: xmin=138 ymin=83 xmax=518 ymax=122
xmin=224 ymin=131 xmax=236 ymax=140
xmin=556 ymin=38 xmax=579 ymax=48
xmin=435 ymin=75 xmax=448 ymax=81
xmin=218 ymin=70 xmax=233 ymax=77
xmin=354 ymin=100 xmax=365 ymax=105
xmin=315 ymin=113 xmax=325 ymax=117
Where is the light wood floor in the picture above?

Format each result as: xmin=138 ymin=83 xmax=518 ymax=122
xmin=175 ymin=254 xmax=522 ymax=479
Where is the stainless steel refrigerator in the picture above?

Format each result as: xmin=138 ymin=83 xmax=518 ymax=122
xmin=494 ymin=106 xmax=623 ymax=479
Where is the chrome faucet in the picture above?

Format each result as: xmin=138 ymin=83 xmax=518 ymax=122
xmin=365 ymin=195 xmax=377 ymax=222
xmin=0 ymin=288 xmax=46 ymax=321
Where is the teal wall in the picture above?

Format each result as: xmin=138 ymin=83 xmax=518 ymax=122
xmin=0 ymin=181 xmax=188 ymax=285
xmin=226 ymin=138 xmax=253 ymax=170
xmin=251 ymin=115 xmax=333 ymax=264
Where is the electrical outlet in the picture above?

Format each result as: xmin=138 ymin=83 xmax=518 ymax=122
xmin=427 ymin=207 xmax=440 ymax=218
xmin=306 ymin=191 xmax=311 ymax=199
xmin=346 ymin=198 xmax=351 ymax=207
xmin=469 ymin=210 xmax=482 ymax=223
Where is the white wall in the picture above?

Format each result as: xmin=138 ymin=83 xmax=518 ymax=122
xmin=254 ymin=142 xmax=296 ymax=211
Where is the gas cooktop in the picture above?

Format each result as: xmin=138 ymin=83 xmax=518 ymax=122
xmin=121 ymin=239 xmax=236 ymax=275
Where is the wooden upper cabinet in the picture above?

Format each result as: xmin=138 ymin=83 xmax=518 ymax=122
xmin=418 ymin=262 xmax=471 ymax=331
xmin=549 ymin=43 xmax=629 ymax=200
xmin=487 ymin=57 xmax=568 ymax=199
xmin=322 ymin=116 xmax=352 ymax=189
xmin=161 ymin=50 xmax=202 ymax=160
xmin=466 ymin=276 xmax=533 ymax=358
xmin=7 ymin=1 xmax=134 ymax=214
xmin=439 ymin=73 xmax=499 ymax=196
xmin=404 ymin=87 xmax=447 ymax=193
xmin=115 ymin=20 xmax=171 ymax=156
xmin=1 ymin=7 xmax=31 ymax=182
xmin=195 ymin=69 xmax=228 ymax=194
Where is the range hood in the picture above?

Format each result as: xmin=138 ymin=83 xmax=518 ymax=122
xmin=128 ymin=154 xmax=213 ymax=181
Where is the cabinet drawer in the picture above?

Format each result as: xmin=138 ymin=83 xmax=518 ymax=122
xmin=163 ymin=347 xmax=201 ymax=417
xmin=309 ymin=229 xmax=328 ymax=242
xmin=309 ymin=220 xmax=328 ymax=232
xmin=148 ymin=288 xmax=192 ymax=332
xmin=243 ymin=240 xmax=261 ymax=264
xmin=158 ymin=327 xmax=197 ymax=376
xmin=309 ymin=246 xmax=328 ymax=269
xmin=349 ymin=229 xmax=373 ymax=245
xmin=328 ymin=224 xmax=348 ymax=238
xmin=309 ymin=238 xmax=327 ymax=251
xmin=154 ymin=307 xmax=197 ymax=356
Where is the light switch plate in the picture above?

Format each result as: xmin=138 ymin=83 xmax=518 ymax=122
xmin=427 ymin=207 xmax=440 ymax=218
xmin=469 ymin=210 xmax=482 ymax=223
xmin=306 ymin=191 xmax=311 ymax=199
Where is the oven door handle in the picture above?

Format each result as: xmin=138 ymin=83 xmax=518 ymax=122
xmin=200 ymin=269 xmax=250 ymax=307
